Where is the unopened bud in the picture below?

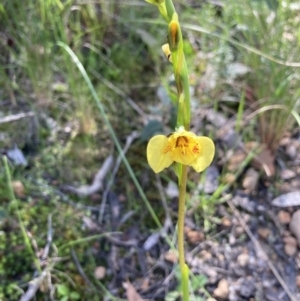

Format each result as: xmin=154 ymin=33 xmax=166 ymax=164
xmin=168 ymin=13 xmax=180 ymax=51
xmin=162 ymin=43 xmax=172 ymax=63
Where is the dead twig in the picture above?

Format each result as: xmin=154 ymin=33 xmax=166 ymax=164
xmin=19 ymin=270 xmax=49 ymax=301
xmin=0 ymin=112 xmax=35 ymax=124
xmin=19 ymin=214 xmax=54 ymax=301
xmin=64 ymin=155 xmax=113 ymax=196
xmin=41 ymin=215 xmax=53 ymax=262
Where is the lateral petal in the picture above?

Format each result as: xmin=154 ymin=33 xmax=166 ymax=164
xmin=190 ymin=137 xmax=215 ymax=172
xmin=147 ymin=135 xmax=173 ymax=173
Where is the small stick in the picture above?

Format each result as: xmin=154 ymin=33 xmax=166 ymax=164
xmin=41 ymin=214 xmax=53 ymax=262
xmin=19 ymin=215 xmax=55 ymax=301
xmin=0 ymin=112 xmax=35 ymax=124
xmin=64 ymin=155 xmax=113 ymax=196
xmin=19 ymin=271 xmax=48 ymax=301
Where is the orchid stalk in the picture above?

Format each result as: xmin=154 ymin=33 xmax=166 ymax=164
xmin=145 ymin=1 xmax=215 ymax=300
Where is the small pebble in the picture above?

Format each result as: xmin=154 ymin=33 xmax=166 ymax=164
xmin=235 ymin=226 xmax=244 ymax=237
xmin=200 ymin=250 xmax=212 ymax=261
xmin=280 ymin=169 xmax=296 ymax=180
xmin=186 ymin=230 xmax=205 ymax=244
xmin=213 ymin=278 xmax=229 ymax=299
xmin=242 ymin=168 xmax=259 ymax=192
xmin=286 ymin=144 xmax=297 ymax=159
xmin=278 ymin=210 xmax=291 ymax=224
xmin=94 ymin=266 xmax=106 ymax=279
xmin=12 ymin=181 xmax=25 ymax=197
xmin=237 ymin=253 xmax=249 ymax=267
xmin=257 ymin=228 xmax=271 ymax=240
xmin=290 ymin=210 xmax=300 ymax=246
xmin=284 ymin=243 xmax=297 ymax=256
xmin=283 ymin=236 xmax=297 ymax=246
xmin=164 ymin=250 xmax=178 ymax=264
xmin=222 ymin=217 xmax=232 ymax=227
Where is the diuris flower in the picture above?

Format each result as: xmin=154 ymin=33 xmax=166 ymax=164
xmin=147 ymin=127 xmax=215 ymax=173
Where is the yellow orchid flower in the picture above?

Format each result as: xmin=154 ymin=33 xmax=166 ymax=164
xmin=147 ymin=127 xmax=215 ymax=173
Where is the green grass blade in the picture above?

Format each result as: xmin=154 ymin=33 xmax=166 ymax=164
xmin=56 ymin=42 xmax=165 ymax=236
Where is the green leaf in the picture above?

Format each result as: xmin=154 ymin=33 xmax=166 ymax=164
xmin=70 ymin=291 xmax=80 ymax=300
xmin=140 ymin=120 xmax=164 ymax=141
xmin=191 ymin=275 xmax=207 ymax=290
xmin=57 ymin=284 xmax=70 ymax=296
xmin=173 ymin=163 xmax=182 ymax=180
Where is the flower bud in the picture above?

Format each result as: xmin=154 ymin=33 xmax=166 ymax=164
xmin=162 ymin=43 xmax=172 ymax=63
xmin=168 ymin=13 xmax=180 ymax=51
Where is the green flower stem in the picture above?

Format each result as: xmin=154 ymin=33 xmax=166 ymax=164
xmin=180 ymin=59 xmax=191 ymax=130
xmin=178 ymin=164 xmax=189 ymax=301
xmin=145 ymin=1 xmax=191 ymax=299
xmin=166 ymin=4 xmax=191 ymax=301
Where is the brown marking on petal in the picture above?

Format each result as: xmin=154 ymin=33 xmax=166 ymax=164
xmin=169 ymin=22 xmax=178 ymax=48
xmin=175 ymin=136 xmax=191 ymax=156
xmin=175 ymin=136 xmax=188 ymax=148
xmin=162 ymin=144 xmax=172 ymax=154
xmin=182 ymin=136 xmax=188 ymax=143
xmin=192 ymin=144 xmax=200 ymax=154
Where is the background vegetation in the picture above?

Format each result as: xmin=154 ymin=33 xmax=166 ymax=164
xmin=0 ymin=0 xmax=299 ymax=300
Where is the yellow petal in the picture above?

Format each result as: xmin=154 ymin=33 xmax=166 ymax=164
xmin=190 ymin=137 xmax=215 ymax=172
xmin=147 ymin=135 xmax=173 ymax=173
